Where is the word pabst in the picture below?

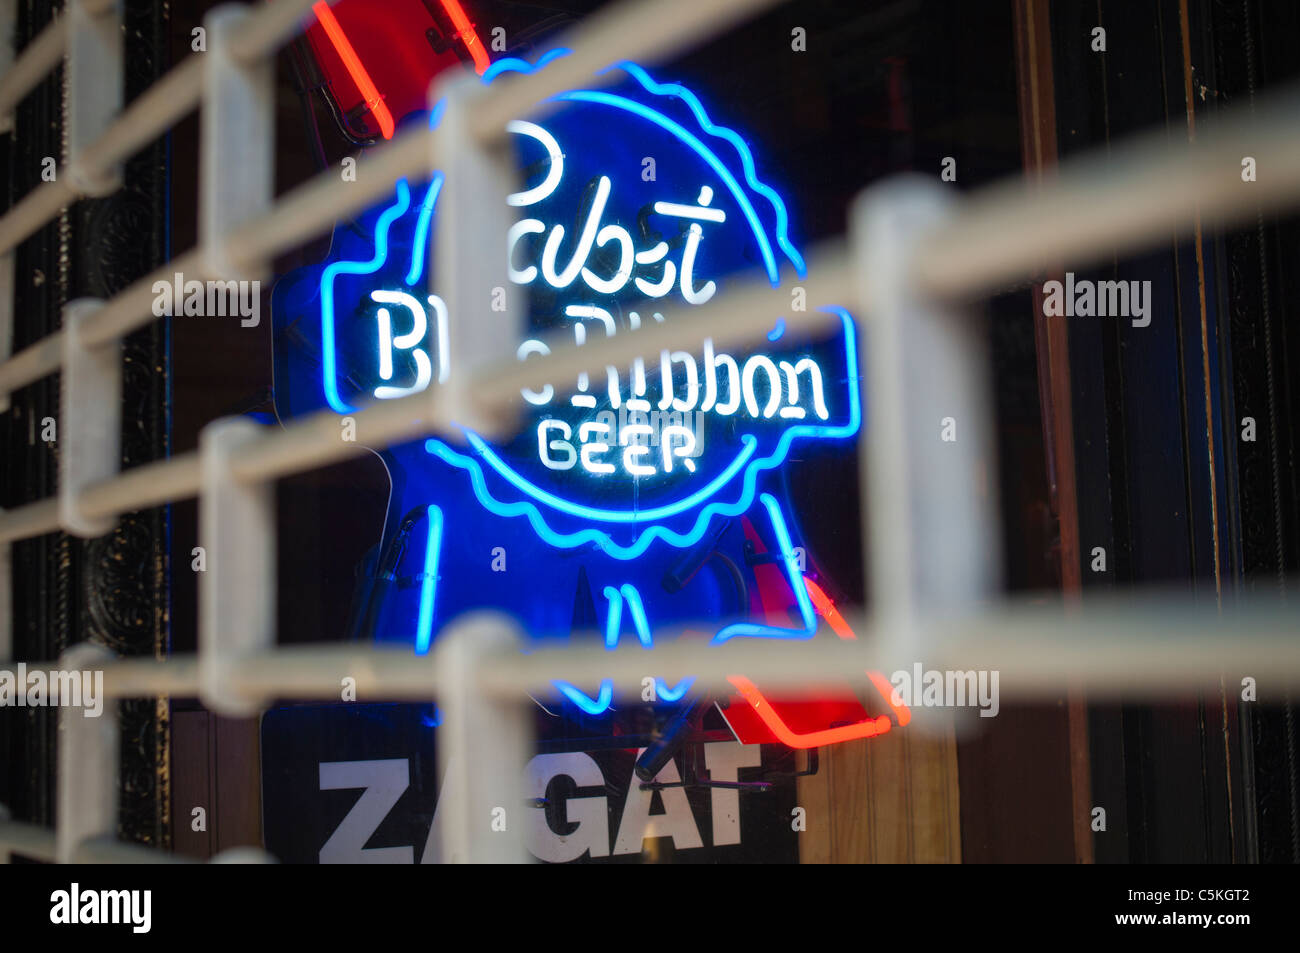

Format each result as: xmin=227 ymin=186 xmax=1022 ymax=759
xmin=1042 ymin=272 xmax=1152 ymax=327
xmin=365 ymin=120 xmax=831 ymax=480
xmin=151 ymin=272 xmax=261 ymax=327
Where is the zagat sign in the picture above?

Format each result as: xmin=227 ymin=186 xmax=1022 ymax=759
xmin=273 ymin=54 xmax=880 ymax=730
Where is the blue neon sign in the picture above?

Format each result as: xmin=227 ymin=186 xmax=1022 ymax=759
xmin=271 ymin=56 xmax=862 ymax=718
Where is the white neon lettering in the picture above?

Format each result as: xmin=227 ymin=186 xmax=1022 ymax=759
xmin=508 ymin=219 xmax=545 ymax=284
xmin=679 ymin=222 xmax=716 ymax=304
xmin=371 ymin=290 xmax=433 ymax=400
xmin=505 ymin=120 xmax=564 ymax=207
xmin=658 ymin=349 xmax=699 ymax=413
xmin=780 ymin=358 xmax=829 ymax=420
xmin=660 ymin=424 xmax=697 ymax=474
xmin=428 ymin=294 xmax=449 ymax=384
xmin=621 ymin=423 xmax=655 ymax=477
xmin=538 ymin=419 xmax=577 ymax=470
xmin=542 ymin=175 xmax=611 ymax=288
xmin=517 ymin=339 xmax=554 ymax=406
xmin=701 ymin=339 xmax=740 ymax=415
xmin=579 ymin=421 xmax=615 ymax=475
xmin=501 ymin=130 xmax=724 ymax=301
xmin=633 ymin=244 xmax=675 ymax=298
xmin=652 ymin=202 xmax=725 ymax=223
xmin=742 ymin=355 xmax=782 ymax=419
xmin=581 ymin=224 xmax=635 ymax=294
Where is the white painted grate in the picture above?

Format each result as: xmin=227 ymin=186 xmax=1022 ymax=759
xmin=0 ymin=0 xmax=1296 ymax=863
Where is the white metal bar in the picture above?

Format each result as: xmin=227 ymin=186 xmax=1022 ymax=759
xmin=0 ymin=813 xmax=59 ymax=863
xmin=0 ymin=498 xmax=59 ymax=544
xmin=64 ymin=0 xmax=122 ymax=197
xmin=224 ymin=125 xmax=433 ymax=271
xmin=231 ymin=0 xmax=330 ymax=64
xmin=82 ymin=249 xmax=205 ymax=349
xmin=0 ymin=177 xmax=78 ymax=257
xmin=915 ymin=83 xmax=1300 ymax=301
xmin=56 ymin=642 xmax=117 ymax=864
xmin=58 ymin=298 xmax=120 ymax=537
xmin=17 ymin=596 xmax=1300 ymax=701
xmin=429 ymin=72 xmax=521 ymax=434
xmin=0 ymin=326 xmax=63 ymax=396
xmin=73 ymin=836 xmax=194 ymax=864
xmin=853 ymin=177 xmax=1000 ymax=668
xmin=201 ymin=4 xmax=273 ymax=285
xmin=0 ymin=536 xmax=9 ymax=662
xmin=0 ymin=250 xmax=12 ymax=411
xmin=79 ymin=453 xmax=203 ymax=521
xmin=0 ymin=13 xmax=63 ymax=122
xmin=83 ymin=56 xmax=203 ymax=178
xmin=467 ymin=0 xmax=783 ymax=142
xmin=0 ymin=0 xmax=14 ymax=137
xmin=199 ymin=418 xmax=275 ymax=716
xmin=432 ymin=615 xmax=530 ymax=863
xmin=2 ymin=72 xmax=1296 ymax=405
xmin=0 ymin=0 xmax=326 ymax=265
xmin=471 ymin=245 xmax=851 ymax=415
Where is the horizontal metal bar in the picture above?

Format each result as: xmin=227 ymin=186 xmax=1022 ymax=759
xmin=471 ymin=243 xmax=852 ymax=413
xmin=914 ymin=82 xmax=1300 ymax=301
xmin=82 ymin=55 xmax=203 ymax=176
xmin=1 ymin=54 xmax=1298 ymax=545
xmin=72 ymin=834 xmax=194 ymax=864
xmin=231 ymin=0 xmax=331 ymax=64
xmin=0 ymin=818 xmax=57 ymax=862
xmin=226 ymin=126 xmax=432 ymax=271
xmin=479 ymin=599 xmax=1300 ymax=699
xmin=0 ymin=455 xmax=202 ymax=545
xmin=0 ymin=0 xmax=328 ymax=266
xmin=0 ymin=329 xmax=62 ymax=397
xmin=0 ymin=248 xmax=202 ymax=395
xmin=226 ymin=387 xmax=455 ymax=483
xmin=79 ymin=453 xmax=202 ymax=520
xmin=0 ymin=14 xmax=64 ymax=120
xmin=467 ymin=0 xmax=782 ymax=142
xmin=80 ymin=249 xmax=205 ymax=349
xmin=0 ymin=176 xmax=76 ymax=257
xmin=0 ymin=498 xmax=58 ymax=544
xmin=15 ymin=594 xmax=1296 ymax=702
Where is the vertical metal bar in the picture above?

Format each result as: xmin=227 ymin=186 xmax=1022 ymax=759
xmin=852 ymin=177 xmax=1001 ymax=655
xmin=0 ymin=0 xmax=12 ymax=648
xmin=428 ymin=73 xmax=520 ymax=437
xmin=193 ymin=3 xmax=277 ymax=720
xmin=65 ymin=0 xmax=123 ymax=197
xmin=199 ymin=418 xmax=275 ymax=716
xmin=0 ymin=538 xmax=9 ymax=663
xmin=201 ymin=4 xmax=274 ymax=284
xmin=56 ymin=642 xmax=118 ymax=863
xmin=58 ymin=298 xmax=120 ymax=537
xmin=433 ymin=614 xmax=530 ymax=863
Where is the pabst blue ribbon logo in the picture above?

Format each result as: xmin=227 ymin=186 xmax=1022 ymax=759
xmin=275 ymin=54 xmax=879 ymax=725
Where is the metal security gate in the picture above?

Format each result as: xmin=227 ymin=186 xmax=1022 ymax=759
xmin=0 ymin=0 xmax=1298 ymax=863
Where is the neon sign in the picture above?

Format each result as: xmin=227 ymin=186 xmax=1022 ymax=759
xmin=272 ymin=53 xmax=904 ymax=739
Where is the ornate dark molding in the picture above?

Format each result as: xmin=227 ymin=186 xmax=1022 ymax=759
xmin=1 ymin=0 xmax=170 ymax=849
